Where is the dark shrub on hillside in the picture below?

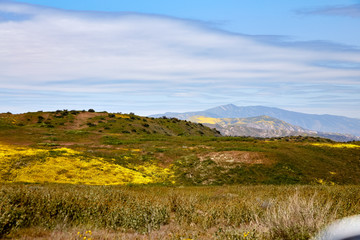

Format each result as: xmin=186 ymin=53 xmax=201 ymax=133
xmin=37 ymin=116 xmax=44 ymax=123
xmin=86 ymin=122 xmax=96 ymax=127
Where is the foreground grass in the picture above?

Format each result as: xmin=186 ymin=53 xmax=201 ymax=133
xmin=1 ymin=184 xmax=360 ymax=239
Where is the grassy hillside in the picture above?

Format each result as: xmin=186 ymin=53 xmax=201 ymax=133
xmin=1 ymin=110 xmax=360 ymax=185
xmin=0 ymin=110 xmax=220 ymax=144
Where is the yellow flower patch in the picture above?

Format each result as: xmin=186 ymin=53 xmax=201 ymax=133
xmin=191 ymin=116 xmax=223 ymax=124
xmin=0 ymin=143 xmax=174 ymax=185
xmin=115 ymin=114 xmax=130 ymax=119
xmin=130 ymin=163 xmax=174 ymax=183
xmin=311 ymin=143 xmax=360 ymax=148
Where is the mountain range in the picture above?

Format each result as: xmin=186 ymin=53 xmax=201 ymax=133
xmin=150 ymin=104 xmax=360 ymax=141
xmin=188 ymin=115 xmax=315 ymax=138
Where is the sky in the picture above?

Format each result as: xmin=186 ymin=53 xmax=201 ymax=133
xmin=1 ymin=0 xmax=360 ymax=118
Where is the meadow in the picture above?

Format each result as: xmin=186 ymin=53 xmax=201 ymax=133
xmin=1 ymin=111 xmax=360 ymax=239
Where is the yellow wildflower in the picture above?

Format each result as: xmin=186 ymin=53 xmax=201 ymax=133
xmin=0 ymin=143 xmax=174 ymax=185
xmin=317 ymin=179 xmax=324 ymax=185
xmin=311 ymin=143 xmax=360 ymax=148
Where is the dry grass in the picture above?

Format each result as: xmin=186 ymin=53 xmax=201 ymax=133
xmin=256 ymin=193 xmax=337 ymax=240
xmin=1 ymin=184 xmax=359 ymax=240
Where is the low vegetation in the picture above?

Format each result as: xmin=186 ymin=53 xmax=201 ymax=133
xmin=1 ymin=136 xmax=359 ymax=185
xmin=1 ymin=184 xmax=360 ymax=239
xmin=0 ymin=110 xmax=359 ymax=239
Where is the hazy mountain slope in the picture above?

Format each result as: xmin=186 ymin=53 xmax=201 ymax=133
xmin=188 ymin=115 xmax=360 ymax=141
xmin=151 ymin=104 xmax=360 ymax=136
xmin=189 ymin=115 xmax=316 ymax=138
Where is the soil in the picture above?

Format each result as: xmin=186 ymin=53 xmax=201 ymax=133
xmin=65 ymin=112 xmax=107 ymax=129
xmin=198 ymin=151 xmax=271 ymax=165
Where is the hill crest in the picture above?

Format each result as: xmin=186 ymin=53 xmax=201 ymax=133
xmin=0 ymin=110 xmax=221 ymax=146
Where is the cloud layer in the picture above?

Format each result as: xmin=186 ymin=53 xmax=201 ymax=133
xmin=1 ymin=1 xmax=360 ymax=117
xmin=298 ymin=4 xmax=360 ymax=18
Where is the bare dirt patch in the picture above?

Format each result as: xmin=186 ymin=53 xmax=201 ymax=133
xmin=198 ymin=151 xmax=270 ymax=166
xmin=155 ymin=152 xmax=175 ymax=167
xmin=66 ymin=112 xmax=107 ymax=129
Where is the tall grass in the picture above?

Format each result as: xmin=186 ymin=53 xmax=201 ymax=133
xmin=1 ymin=184 xmax=359 ymax=239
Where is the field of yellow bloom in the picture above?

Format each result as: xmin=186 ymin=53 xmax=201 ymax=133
xmin=311 ymin=143 xmax=360 ymax=148
xmin=0 ymin=143 xmax=174 ymax=185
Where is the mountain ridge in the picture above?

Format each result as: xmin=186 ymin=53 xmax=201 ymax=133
xmin=188 ymin=115 xmax=360 ymax=141
xmin=150 ymin=104 xmax=360 ymax=138
xmin=189 ymin=115 xmax=313 ymax=138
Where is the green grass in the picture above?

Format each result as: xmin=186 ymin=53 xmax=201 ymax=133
xmin=1 ymin=111 xmax=360 ymax=185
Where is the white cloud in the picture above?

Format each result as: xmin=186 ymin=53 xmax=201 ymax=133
xmin=0 ymin=1 xmax=360 ymax=117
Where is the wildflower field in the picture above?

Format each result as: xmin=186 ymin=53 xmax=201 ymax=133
xmin=0 ymin=143 xmax=173 ymax=185
xmin=1 ymin=111 xmax=360 ymax=239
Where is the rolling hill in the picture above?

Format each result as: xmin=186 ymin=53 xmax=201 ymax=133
xmin=1 ymin=109 xmax=360 ymax=186
xmin=0 ymin=110 xmax=220 ymax=142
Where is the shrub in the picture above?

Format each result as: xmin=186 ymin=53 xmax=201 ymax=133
xmin=86 ymin=122 xmax=96 ymax=127
xmin=37 ymin=116 xmax=44 ymax=123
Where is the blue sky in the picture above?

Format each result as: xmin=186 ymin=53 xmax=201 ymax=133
xmin=1 ymin=0 xmax=360 ymax=118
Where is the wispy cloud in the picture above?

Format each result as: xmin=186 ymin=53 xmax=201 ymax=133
xmin=297 ymin=4 xmax=360 ymax=18
xmin=1 ymin=1 xmax=360 ymax=117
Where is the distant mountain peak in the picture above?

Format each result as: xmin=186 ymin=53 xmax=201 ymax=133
xmin=150 ymin=104 xmax=360 ymax=138
xmin=217 ymin=104 xmax=238 ymax=110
